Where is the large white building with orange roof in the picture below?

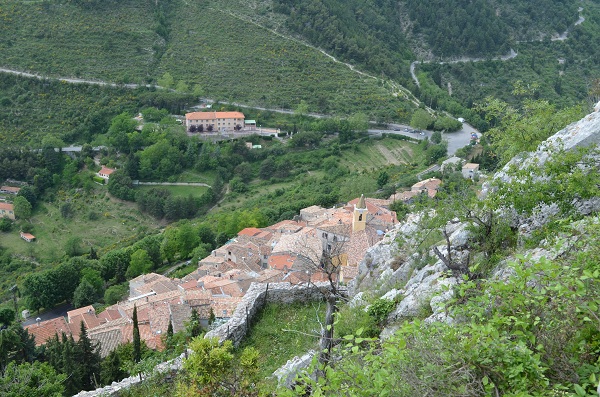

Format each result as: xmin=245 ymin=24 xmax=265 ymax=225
xmin=185 ymin=111 xmax=245 ymax=132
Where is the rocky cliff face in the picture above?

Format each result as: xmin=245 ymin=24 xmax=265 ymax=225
xmin=350 ymin=101 xmax=600 ymax=336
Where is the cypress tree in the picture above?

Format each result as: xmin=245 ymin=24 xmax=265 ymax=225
xmin=77 ymin=320 xmax=101 ymax=390
xmin=132 ymin=305 xmax=141 ymax=362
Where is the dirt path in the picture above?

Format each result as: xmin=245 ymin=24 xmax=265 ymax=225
xmin=376 ymin=144 xmax=400 ymax=165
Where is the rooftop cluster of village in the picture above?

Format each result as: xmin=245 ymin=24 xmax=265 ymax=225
xmin=24 ymin=195 xmax=398 ymax=357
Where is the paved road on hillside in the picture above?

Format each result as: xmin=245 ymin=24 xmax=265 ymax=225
xmin=368 ymin=122 xmax=479 ymax=156
xmin=410 ymin=7 xmax=586 ymax=87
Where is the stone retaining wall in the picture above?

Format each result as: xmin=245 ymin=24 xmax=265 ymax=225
xmin=72 ymin=282 xmax=327 ymax=396
xmin=205 ymin=282 xmax=327 ymax=346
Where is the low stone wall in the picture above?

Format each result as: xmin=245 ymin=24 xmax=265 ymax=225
xmin=73 ymin=350 xmax=190 ymax=397
xmin=205 ymin=282 xmax=327 ymax=346
xmin=72 ymin=282 xmax=327 ymax=396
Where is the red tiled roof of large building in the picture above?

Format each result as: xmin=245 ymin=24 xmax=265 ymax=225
xmin=411 ymin=178 xmax=442 ymax=193
xmin=25 ymin=317 xmax=73 ymax=346
xmin=266 ymin=219 xmax=305 ymax=234
xmin=70 ymin=312 xmax=102 ymax=330
xmin=238 ymin=227 xmax=263 ymax=237
xmin=346 ymin=227 xmax=380 ymax=268
xmin=130 ymin=273 xmax=180 ymax=297
xmin=185 ymin=111 xmax=245 ymax=120
xmin=0 ymin=186 xmax=20 ymax=194
xmin=67 ymin=305 xmax=95 ymax=322
xmin=0 ymin=202 xmax=14 ymax=211
xmin=97 ymin=308 xmax=123 ymax=323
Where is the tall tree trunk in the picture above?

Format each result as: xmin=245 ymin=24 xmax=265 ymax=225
xmin=318 ymin=293 xmax=337 ymax=368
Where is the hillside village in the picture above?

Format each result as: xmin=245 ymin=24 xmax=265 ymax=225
xmin=24 ymin=194 xmax=398 ymax=357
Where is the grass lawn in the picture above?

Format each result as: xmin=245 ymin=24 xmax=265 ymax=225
xmin=176 ymin=170 xmax=217 ymax=185
xmin=133 ymin=184 xmax=210 ymax=197
xmin=238 ymin=301 xmax=325 ymax=390
xmin=0 ymin=186 xmax=161 ymax=289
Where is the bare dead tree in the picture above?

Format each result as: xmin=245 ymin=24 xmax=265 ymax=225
xmin=432 ymin=227 xmax=471 ymax=278
xmin=291 ymin=232 xmax=348 ymax=371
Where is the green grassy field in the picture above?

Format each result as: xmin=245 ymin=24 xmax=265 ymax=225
xmin=0 ymin=186 xmax=161 ymax=288
xmin=238 ymin=301 xmax=325 ymax=390
xmin=133 ymin=185 xmax=210 ymax=197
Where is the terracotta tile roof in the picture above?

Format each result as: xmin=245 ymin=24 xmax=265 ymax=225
xmin=98 ymin=166 xmax=116 ymax=176
xmin=211 ymin=297 xmax=243 ymax=318
xmin=463 ymin=163 xmax=479 ymax=170
xmin=389 ymin=190 xmax=420 ymax=202
xmin=266 ymin=220 xmax=305 ymax=234
xmin=269 ymin=254 xmax=297 ymax=271
xmin=255 ymin=269 xmax=285 ymax=283
xmin=20 ymin=232 xmax=36 ymax=241
xmin=67 ymin=305 xmax=95 ymax=322
xmin=185 ymin=111 xmax=245 ymax=120
xmin=130 ymin=273 xmax=179 ymax=296
xmin=271 ymin=230 xmax=322 ymax=263
xmin=69 ymin=312 xmax=102 ymax=330
xmin=346 ymin=227 xmax=380 ymax=267
xmin=96 ymin=308 xmax=123 ymax=323
xmin=411 ymin=178 xmax=442 ymax=192
xmin=24 ymin=317 xmax=73 ymax=346
xmin=0 ymin=202 xmax=14 ymax=211
xmin=0 ymin=186 xmax=20 ymax=194
xmin=238 ymin=227 xmax=263 ymax=237
xmin=317 ymin=222 xmax=351 ymax=237
xmin=180 ymin=289 xmax=212 ymax=306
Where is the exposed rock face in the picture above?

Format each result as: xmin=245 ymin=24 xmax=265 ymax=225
xmin=494 ymin=102 xmax=600 ymax=184
xmin=273 ymin=350 xmax=316 ymax=388
xmin=353 ymin=103 xmax=600 ymax=337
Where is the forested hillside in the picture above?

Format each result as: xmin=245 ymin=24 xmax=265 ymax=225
xmin=1 ymin=0 xmax=594 ymax=121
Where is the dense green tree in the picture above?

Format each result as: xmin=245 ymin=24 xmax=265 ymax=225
xmin=99 ymin=249 xmax=130 ymax=283
xmin=410 ymin=109 xmax=434 ymax=131
xmin=12 ymin=196 xmax=32 ymax=220
xmin=376 ymin=171 xmax=389 ymax=189
xmin=0 ymin=308 xmax=15 ymax=326
xmin=16 ymin=186 xmax=37 ymax=208
xmin=0 ymin=361 xmax=65 ymax=397
xmin=64 ymin=236 xmax=83 ymax=257
xmin=107 ymin=170 xmax=135 ymax=201
xmin=477 ymin=98 xmax=583 ymax=165
xmin=187 ymin=308 xmax=203 ymax=338
xmin=100 ymin=349 xmax=126 ymax=385
xmin=108 ymin=113 xmax=137 ymax=150
xmin=430 ymin=130 xmax=442 ymax=144
xmin=103 ymin=283 xmax=129 ymax=305
xmin=73 ymin=280 xmax=98 ymax=308
xmin=126 ymin=249 xmax=153 ymax=279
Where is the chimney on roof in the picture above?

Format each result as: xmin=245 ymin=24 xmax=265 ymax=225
xmin=36 ymin=317 xmax=41 ymax=326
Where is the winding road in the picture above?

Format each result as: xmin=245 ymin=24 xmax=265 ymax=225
xmin=410 ymin=7 xmax=585 ymax=88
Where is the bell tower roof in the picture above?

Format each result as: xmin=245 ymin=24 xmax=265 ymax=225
xmin=357 ymin=194 xmax=366 ymax=209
